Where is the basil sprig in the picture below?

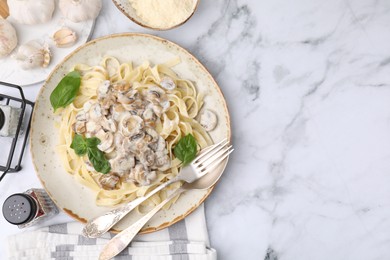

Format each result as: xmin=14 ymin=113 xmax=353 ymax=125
xmin=70 ymin=134 xmax=111 ymax=174
xmin=50 ymin=71 xmax=81 ymax=112
xmin=174 ymin=134 xmax=198 ymax=166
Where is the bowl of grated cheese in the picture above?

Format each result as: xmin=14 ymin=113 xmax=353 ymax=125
xmin=112 ymin=0 xmax=200 ymax=30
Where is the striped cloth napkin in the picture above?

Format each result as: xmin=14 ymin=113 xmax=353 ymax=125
xmin=6 ymin=204 xmax=217 ymax=260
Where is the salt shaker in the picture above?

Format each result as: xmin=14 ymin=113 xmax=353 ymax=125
xmin=0 ymin=104 xmax=22 ymax=137
xmin=2 ymin=188 xmax=59 ymax=228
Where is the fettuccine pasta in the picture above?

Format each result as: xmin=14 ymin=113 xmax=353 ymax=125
xmin=55 ymin=56 xmax=212 ymax=209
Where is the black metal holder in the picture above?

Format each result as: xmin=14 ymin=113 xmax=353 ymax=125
xmin=0 ymin=82 xmax=34 ymax=182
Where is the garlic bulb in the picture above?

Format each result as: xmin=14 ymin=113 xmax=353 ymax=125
xmin=14 ymin=41 xmax=51 ymax=70
xmin=53 ymin=28 xmax=77 ymax=48
xmin=59 ymin=0 xmax=102 ymax=23
xmin=8 ymin=0 xmax=55 ymax=25
xmin=0 ymin=19 xmax=17 ymax=58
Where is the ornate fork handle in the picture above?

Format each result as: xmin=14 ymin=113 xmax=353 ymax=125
xmin=83 ymin=176 xmax=179 ymax=238
xmin=99 ymin=187 xmax=184 ymax=260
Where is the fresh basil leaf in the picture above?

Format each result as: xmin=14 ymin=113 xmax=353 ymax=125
xmin=70 ymin=134 xmax=111 ymax=174
xmin=86 ymin=137 xmax=101 ymax=148
xmin=70 ymin=134 xmax=87 ymax=156
xmin=50 ymin=71 xmax=81 ymax=112
xmin=174 ymin=134 xmax=198 ymax=166
xmin=87 ymin=148 xmax=111 ymax=174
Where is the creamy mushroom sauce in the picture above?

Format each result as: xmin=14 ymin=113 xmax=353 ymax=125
xmin=72 ymin=80 xmax=172 ymax=190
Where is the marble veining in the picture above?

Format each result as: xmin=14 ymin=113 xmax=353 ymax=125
xmin=1 ymin=0 xmax=390 ymax=259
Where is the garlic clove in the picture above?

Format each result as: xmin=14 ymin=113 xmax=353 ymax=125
xmin=59 ymin=0 xmax=102 ymax=23
xmin=8 ymin=0 xmax=55 ymax=25
xmin=13 ymin=41 xmax=51 ymax=70
xmin=53 ymin=28 xmax=77 ymax=48
xmin=41 ymin=44 xmax=51 ymax=68
xmin=0 ymin=18 xmax=18 ymax=58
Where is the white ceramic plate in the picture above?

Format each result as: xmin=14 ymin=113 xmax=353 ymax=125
xmin=112 ymin=0 xmax=199 ymax=30
xmin=30 ymin=33 xmax=231 ymax=233
xmin=0 ymin=0 xmax=95 ymax=86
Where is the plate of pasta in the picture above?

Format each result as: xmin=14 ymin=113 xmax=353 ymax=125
xmin=30 ymin=33 xmax=231 ymax=233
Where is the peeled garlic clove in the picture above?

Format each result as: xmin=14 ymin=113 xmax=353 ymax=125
xmin=14 ymin=41 xmax=51 ymax=70
xmin=59 ymin=0 xmax=102 ymax=23
xmin=53 ymin=28 xmax=77 ymax=48
xmin=8 ymin=0 xmax=55 ymax=25
xmin=199 ymin=109 xmax=218 ymax=132
xmin=0 ymin=19 xmax=18 ymax=58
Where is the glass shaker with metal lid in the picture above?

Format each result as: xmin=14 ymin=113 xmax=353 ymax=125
xmin=2 ymin=188 xmax=59 ymax=228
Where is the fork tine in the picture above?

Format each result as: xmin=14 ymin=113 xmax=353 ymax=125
xmin=198 ymin=148 xmax=234 ymax=174
xmin=193 ymin=139 xmax=229 ymax=165
xmin=194 ymin=138 xmax=228 ymax=163
xmin=197 ymin=145 xmax=233 ymax=172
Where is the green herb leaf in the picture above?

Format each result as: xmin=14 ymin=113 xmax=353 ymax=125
xmin=70 ymin=134 xmax=111 ymax=174
xmin=50 ymin=71 xmax=81 ymax=112
xmin=174 ymin=134 xmax=198 ymax=166
xmin=87 ymin=148 xmax=111 ymax=174
xmin=86 ymin=137 xmax=101 ymax=148
xmin=70 ymin=134 xmax=87 ymax=156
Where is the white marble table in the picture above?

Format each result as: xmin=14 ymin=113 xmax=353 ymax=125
xmin=1 ymin=0 xmax=390 ymax=259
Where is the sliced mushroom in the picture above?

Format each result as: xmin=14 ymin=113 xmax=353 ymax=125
xmin=124 ymin=106 xmax=145 ymax=118
xmin=145 ymin=86 xmax=165 ymax=100
xmin=98 ymin=173 xmax=120 ymax=190
xmin=123 ymin=135 xmax=147 ymax=154
xmin=89 ymin=103 xmax=103 ymax=120
xmin=160 ymin=100 xmax=170 ymax=113
xmin=97 ymin=80 xmax=111 ymax=99
xmin=112 ymin=80 xmax=131 ymax=92
xmin=135 ymin=139 xmax=148 ymax=152
xmin=139 ymin=149 xmax=155 ymax=167
xmin=155 ymin=151 xmax=171 ymax=171
xmin=127 ymin=164 xmax=144 ymax=184
xmin=101 ymin=94 xmax=116 ymax=111
xmin=145 ymin=127 xmax=159 ymax=143
xmin=83 ymin=100 xmax=95 ymax=113
xmin=130 ymin=131 xmax=145 ymax=142
xmin=117 ymin=92 xmax=133 ymax=105
xmin=97 ymin=131 xmax=114 ymax=152
xmin=111 ymin=104 xmax=126 ymax=122
xmin=75 ymin=110 xmax=87 ymax=122
xmin=123 ymin=99 xmax=144 ymax=111
xmin=116 ymin=89 xmax=138 ymax=105
xmin=110 ymin=155 xmax=135 ymax=173
xmin=145 ymin=171 xmax=157 ymax=185
xmin=72 ymin=121 xmax=86 ymax=134
xmin=160 ymin=76 xmax=176 ymax=90
xmin=128 ymin=164 xmax=156 ymax=186
xmin=119 ymin=114 xmax=144 ymax=137
xmin=85 ymin=121 xmax=102 ymax=136
xmin=143 ymin=108 xmax=157 ymax=126
xmin=150 ymin=104 xmax=163 ymax=118
xmin=199 ymin=109 xmax=218 ymax=131
xmin=114 ymin=132 xmax=124 ymax=148
xmin=102 ymin=118 xmax=117 ymax=132
xmin=155 ymin=136 xmax=167 ymax=153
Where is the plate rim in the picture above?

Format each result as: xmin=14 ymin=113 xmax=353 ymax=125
xmin=111 ymin=0 xmax=200 ymax=31
xmin=30 ymin=32 xmax=232 ymax=234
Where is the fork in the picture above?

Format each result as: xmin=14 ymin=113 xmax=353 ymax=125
xmin=83 ymin=138 xmax=231 ymax=238
xmin=99 ymin=144 xmax=233 ymax=260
